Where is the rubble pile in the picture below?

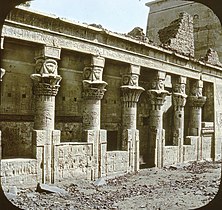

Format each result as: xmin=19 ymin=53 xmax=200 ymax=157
xmin=4 ymin=160 xmax=221 ymax=210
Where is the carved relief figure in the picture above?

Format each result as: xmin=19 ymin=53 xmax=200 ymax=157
xmin=35 ymin=58 xmax=58 ymax=75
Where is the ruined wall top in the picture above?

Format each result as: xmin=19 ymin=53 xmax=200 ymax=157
xmin=158 ymin=12 xmax=194 ymax=57
xmin=3 ymin=6 xmax=222 ymax=80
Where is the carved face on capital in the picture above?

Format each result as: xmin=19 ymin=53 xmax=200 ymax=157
xmin=35 ymin=59 xmax=44 ymax=74
xmin=191 ymin=83 xmax=203 ymax=97
xmin=122 ymin=74 xmax=138 ymax=86
xmin=92 ymin=67 xmax=102 ymax=81
xmin=152 ymin=79 xmax=164 ymax=90
xmin=44 ymin=59 xmax=58 ymax=74
xmin=174 ymin=83 xmax=186 ymax=94
xmin=130 ymin=74 xmax=138 ymax=86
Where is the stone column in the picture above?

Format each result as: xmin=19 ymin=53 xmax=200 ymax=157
xmin=172 ymin=76 xmax=187 ymax=162
xmin=31 ymin=46 xmax=62 ymax=130
xmin=188 ymin=80 xmax=206 ymax=136
xmin=82 ymin=56 xmax=107 ymax=131
xmin=82 ymin=56 xmax=107 ymax=179
xmin=148 ymin=71 xmax=170 ymax=168
xmin=121 ymin=65 xmax=144 ymax=171
xmin=31 ymin=46 xmax=62 ymax=184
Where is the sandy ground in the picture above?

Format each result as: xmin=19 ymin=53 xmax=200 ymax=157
xmin=3 ymin=160 xmax=221 ymax=210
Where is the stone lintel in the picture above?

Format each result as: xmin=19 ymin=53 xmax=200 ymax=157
xmin=35 ymin=45 xmax=61 ymax=60
xmin=91 ymin=56 xmax=105 ymax=68
xmin=3 ymin=24 xmax=215 ymax=80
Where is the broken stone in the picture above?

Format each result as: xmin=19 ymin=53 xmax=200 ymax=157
xmin=36 ymin=183 xmax=67 ymax=195
xmin=127 ymin=27 xmax=149 ymax=42
xmin=8 ymin=186 xmax=18 ymax=196
xmin=200 ymin=48 xmax=222 ymax=67
xmin=93 ymin=177 xmax=106 ymax=186
xmin=158 ymin=12 xmax=194 ymax=57
xmin=5 ymin=192 xmax=17 ymax=201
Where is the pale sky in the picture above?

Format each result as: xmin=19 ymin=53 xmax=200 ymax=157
xmin=28 ymin=0 xmax=152 ymax=33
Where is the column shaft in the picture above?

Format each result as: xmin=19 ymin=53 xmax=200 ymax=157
xmin=34 ymin=95 xmax=55 ymax=130
xmin=147 ymin=71 xmax=170 ymax=168
xmin=122 ymin=105 xmax=137 ymax=130
xmin=189 ymin=106 xmax=202 ymax=136
xmin=83 ymin=99 xmax=101 ymax=130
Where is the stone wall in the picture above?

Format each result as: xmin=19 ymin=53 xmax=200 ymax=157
xmin=0 ymin=121 xmax=33 ymax=158
xmin=213 ymin=80 xmax=222 ymax=160
xmin=163 ymin=146 xmax=178 ymax=166
xmin=54 ymin=143 xmax=94 ymax=182
xmin=146 ymin=0 xmax=222 ymax=59
xmin=1 ymin=158 xmax=37 ymax=188
xmin=0 ymin=41 xmax=35 ymax=157
xmin=106 ymin=151 xmax=128 ymax=176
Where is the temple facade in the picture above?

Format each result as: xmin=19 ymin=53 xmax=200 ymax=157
xmin=0 ymin=6 xmax=221 ymax=187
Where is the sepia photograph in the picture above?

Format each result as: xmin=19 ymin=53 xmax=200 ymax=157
xmin=0 ymin=0 xmax=221 ymax=209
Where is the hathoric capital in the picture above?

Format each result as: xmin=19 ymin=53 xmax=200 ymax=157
xmin=83 ymin=56 xmax=107 ymax=100
xmin=147 ymin=71 xmax=170 ymax=109
xmin=188 ymin=79 xmax=206 ymax=107
xmin=121 ymin=64 xmax=144 ymax=107
xmin=172 ymin=76 xmax=187 ymax=110
xmin=31 ymin=45 xmax=62 ymax=96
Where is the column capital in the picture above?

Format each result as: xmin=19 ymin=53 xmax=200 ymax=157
xmin=0 ymin=68 xmax=5 ymax=81
xmin=172 ymin=93 xmax=187 ymax=111
xmin=172 ymin=76 xmax=187 ymax=110
xmin=30 ymin=74 xmax=62 ymax=96
xmin=188 ymin=96 xmax=207 ymax=107
xmin=83 ymin=56 xmax=105 ymax=82
xmin=31 ymin=46 xmax=62 ymax=96
xmin=83 ymin=56 xmax=107 ymax=100
xmin=121 ymin=64 xmax=144 ymax=107
xmin=188 ymin=79 xmax=206 ymax=107
xmin=121 ymin=86 xmax=144 ymax=108
xmin=148 ymin=71 xmax=170 ymax=109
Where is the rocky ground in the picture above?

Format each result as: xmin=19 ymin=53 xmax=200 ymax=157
xmin=3 ymin=160 xmax=221 ymax=210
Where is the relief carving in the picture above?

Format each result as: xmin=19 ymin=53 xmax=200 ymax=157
xmin=83 ymin=56 xmax=107 ymax=100
xmin=121 ymin=64 xmax=144 ymax=107
xmin=188 ymin=80 xmax=206 ymax=107
xmin=35 ymin=58 xmax=58 ymax=75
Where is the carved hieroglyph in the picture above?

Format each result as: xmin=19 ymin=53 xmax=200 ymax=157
xmin=82 ymin=56 xmax=107 ymax=130
xmin=188 ymin=79 xmax=206 ymax=136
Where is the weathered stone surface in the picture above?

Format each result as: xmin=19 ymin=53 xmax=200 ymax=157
xmin=36 ymin=183 xmax=67 ymax=194
xmin=0 ymin=5 xmax=220 ymax=187
xmin=158 ymin=12 xmax=194 ymax=57
xmin=146 ymin=0 xmax=222 ymax=60
xmin=93 ymin=177 xmax=106 ymax=186
xmin=127 ymin=27 xmax=149 ymax=42
xmin=200 ymin=48 xmax=222 ymax=67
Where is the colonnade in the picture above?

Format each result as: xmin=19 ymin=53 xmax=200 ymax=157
xmin=27 ymin=45 xmax=207 ymax=182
